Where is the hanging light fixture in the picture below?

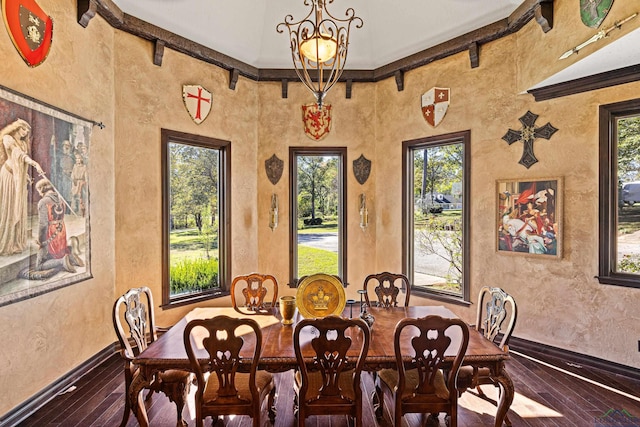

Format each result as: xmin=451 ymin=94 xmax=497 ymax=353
xmin=277 ymin=0 xmax=363 ymax=109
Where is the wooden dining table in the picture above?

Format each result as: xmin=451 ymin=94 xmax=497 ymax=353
xmin=132 ymin=305 xmax=513 ymax=427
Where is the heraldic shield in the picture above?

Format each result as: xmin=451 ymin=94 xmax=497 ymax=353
xmin=353 ymin=154 xmax=371 ymax=185
xmin=182 ymin=84 xmax=212 ymax=124
xmin=2 ymin=0 xmax=53 ymax=67
xmin=265 ymin=154 xmax=284 ymax=185
xmin=302 ymin=103 xmax=332 ymax=140
xmin=580 ymin=0 xmax=613 ymax=28
xmin=421 ymin=87 xmax=450 ymax=127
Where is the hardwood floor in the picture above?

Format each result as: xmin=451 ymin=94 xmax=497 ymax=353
xmin=18 ymin=349 xmax=640 ymax=427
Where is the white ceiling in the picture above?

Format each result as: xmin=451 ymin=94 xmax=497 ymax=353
xmin=110 ymin=0 xmax=524 ymax=70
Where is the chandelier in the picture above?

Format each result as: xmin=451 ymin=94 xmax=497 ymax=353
xmin=277 ymin=0 xmax=363 ymax=109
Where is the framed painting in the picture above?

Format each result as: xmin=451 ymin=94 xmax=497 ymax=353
xmin=0 ymin=85 xmax=93 ymax=307
xmin=496 ymin=177 xmax=562 ymax=258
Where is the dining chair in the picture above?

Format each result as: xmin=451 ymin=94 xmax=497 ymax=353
xmin=183 ymin=315 xmax=276 ymax=427
xmin=230 ymin=273 xmax=279 ymax=315
xmin=293 ymin=315 xmax=371 ymax=427
xmin=375 ymin=315 xmax=469 ymax=427
xmin=457 ymin=286 xmax=517 ymax=425
xmin=112 ymin=286 xmax=191 ymax=427
xmin=363 ymin=271 xmax=411 ymax=308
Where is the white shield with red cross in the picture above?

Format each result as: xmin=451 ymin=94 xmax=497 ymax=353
xmin=421 ymin=87 xmax=450 ymax=127
xmin=182 ymin=85 xmax=212 ymax=124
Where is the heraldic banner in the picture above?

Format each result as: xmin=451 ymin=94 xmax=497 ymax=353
xmin=0 ymin=86 xmax=93 ymax=307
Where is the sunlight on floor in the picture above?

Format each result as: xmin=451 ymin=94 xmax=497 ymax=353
xmin=459 ymin=385 xmax=564 ymax=419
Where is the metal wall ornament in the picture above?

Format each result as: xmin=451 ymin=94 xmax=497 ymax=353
xmin=359 ymin=193 xmax=368 ymax=231
xmin=421 ymin=87 xmax=450 ymax=127
xmin=502 ymin=111 xmax=558 ymax=169
xmin=2 ymin=0 xmax=53 ymax=67
xmin=559 ymin=12 xmax=637 ymax=59
xmin=269 ymin=193 xmax=279 ymax=231
xmin=352 ymin=154 xmax=371 ymax=185
xmin=302 ymin=103 xmax=332 ymax=140
xmin=580 ymin=0 xmax=613 ymax=28
xmin=265 ymin=154 xmax=284 ymax=185
xmin=182 ymin=84 xmax=212 ymax=124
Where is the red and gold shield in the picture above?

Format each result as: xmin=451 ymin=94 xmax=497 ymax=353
xmin=2 ymin=0 xmax=53 ymax=67
xmin=302 ymin=103 xmax=332 ymax=141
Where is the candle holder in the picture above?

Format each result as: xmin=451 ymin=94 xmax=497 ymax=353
xmin=269 ymin=193 xmax=278 ymax=231
xmin=346 ymin=299 xmax=356 ymax=318
xmin=357 ymin=289 xmax=367 ymax=312
xmin=359 ymin=193 xmax=368 ymax=231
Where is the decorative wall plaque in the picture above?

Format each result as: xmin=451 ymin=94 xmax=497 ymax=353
xmin=580 ymin=0 xmax=613 ymax=28
xmin=421 ymin=87 xmax=450 ymax=127
xmin=353 ymin=154 xmax=371 ymax=185
xmin=2 ymin=0 xmax=53 ymax=67
xmin=502 ymin=111 xmax=557 ymax=169
xmin=265 ymin=154 xmax=284 ymax=185
xmin=182 ymin=85 xmax=212 ymax=124
xmin=302 ymin=103 xmax=332 ymax=140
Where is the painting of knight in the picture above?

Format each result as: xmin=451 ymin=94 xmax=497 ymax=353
xmin=497 ymin=178 xmax=562 ymax=258
xmin=0 ymin=87 xmax=92 ymax=307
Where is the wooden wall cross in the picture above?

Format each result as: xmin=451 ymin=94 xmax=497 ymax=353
xmin=502 ymin=110 xmax=558 ymax=168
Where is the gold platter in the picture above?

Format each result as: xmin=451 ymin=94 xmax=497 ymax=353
xmin=296 ymin=274 xmax=346 ymax=318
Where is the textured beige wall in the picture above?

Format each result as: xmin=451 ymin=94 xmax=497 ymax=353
xmin=112 ymin=31 xmax=262 ymax=326
xmin=0 ymin=0 xmax=116 ymax=415
xmin=2 ymin=0 xmax=640 ymax=417
xmin=256 ymin=81 xmax=377 ymax=299
xmin=373 ymin=0 xmax=640 ymax=368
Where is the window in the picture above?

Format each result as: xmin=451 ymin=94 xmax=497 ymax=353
xmin=289 ymin=147 xmax=346 ymax=286
xmin=598 ymin=99 xmax=640 ymax=288
xmin=161 ymin=129 xmax=231 ymax=307
xmin=403 ymin=131 xmax=470 ymax=303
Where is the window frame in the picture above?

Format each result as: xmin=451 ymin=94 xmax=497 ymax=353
xmin=289 ymin=146 xmax=347 ymax=287
xmin=402 ymin=130 xmax=471 ymax=304
xmin=161 ymin=129 xmax=231 ymax=308
xmin=598 ymin=98 xmax=640 ymax=289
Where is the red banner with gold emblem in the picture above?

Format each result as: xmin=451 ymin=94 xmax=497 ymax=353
xmin=2 ymin=0 xmax=53 ymax=67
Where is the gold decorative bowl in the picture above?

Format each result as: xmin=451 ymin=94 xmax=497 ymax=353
xmin=296 ymin=274 xmax=346 ymax=318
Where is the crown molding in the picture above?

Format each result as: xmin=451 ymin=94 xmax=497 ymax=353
xmin=78 ymin=0 xmax=553 ymax=91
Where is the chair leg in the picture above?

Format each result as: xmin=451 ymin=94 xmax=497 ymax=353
xmin=120 ymin=377 xmax=131 ymax=427
xmin=118 ymin=402 xmax=130 ymax=427
xmin=268 ymin=385 xmax=277 ymax=422
xmin=373 ymin=380 xmax=384 ymax=420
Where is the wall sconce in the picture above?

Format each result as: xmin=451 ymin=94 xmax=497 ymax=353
xmin=359 ymin=193 xmax=368 ymax=231
xmin=269 ymin=194 xmax=279 ymax=231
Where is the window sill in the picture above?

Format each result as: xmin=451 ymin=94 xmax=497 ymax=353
xmin=411 ymin=289 xmax=471 ymax=307
xmin=161 ymin=289 xmax=229 ymax=310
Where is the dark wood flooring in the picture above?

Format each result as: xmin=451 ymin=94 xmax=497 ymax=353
xmin=18 ymin=349 xmax=640 ymax=427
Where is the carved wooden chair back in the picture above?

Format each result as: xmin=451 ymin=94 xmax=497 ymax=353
xmin=455 ymin=286 xmax=517 ymax=424
xmin=391 ymin=315 xmax=469 ymax=427
xmin=230 ymin=273 xmax=279 ymax=315
xmin=475 ymin=286 xmax=517 ymax=351
xmin=293 ymin=315 xmax=370 ymax=427
xmin=183 ymin=315 xmax=276 ymax=427
xmin=113 ymin=287 xmax=190 ymax=427
xmin=363 ymin=271 xmax=411 ymax=308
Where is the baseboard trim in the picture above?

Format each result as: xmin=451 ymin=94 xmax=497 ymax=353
xmin=509 ymin=336 xmax=640 ymax=382
xmin=0 ymin=344 xmax=117 ymax=427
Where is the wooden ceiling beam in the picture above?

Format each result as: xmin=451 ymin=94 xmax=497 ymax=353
xmin=78 ymin=0 xmax=553 ymax=90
